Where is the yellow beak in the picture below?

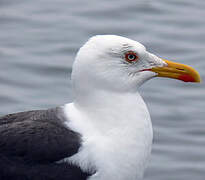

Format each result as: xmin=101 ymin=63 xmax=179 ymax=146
xmin=150 ymin=59 xmax=201 ymax=83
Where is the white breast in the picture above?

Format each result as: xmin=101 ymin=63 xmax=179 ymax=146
xmin=63 ymin=92 xmax=153 ymax=180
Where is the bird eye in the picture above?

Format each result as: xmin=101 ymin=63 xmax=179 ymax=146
xmin=125 ymin=52 xmax=139 ymax=62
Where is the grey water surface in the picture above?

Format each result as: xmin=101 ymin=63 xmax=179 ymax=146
xmin=0 ymin=0 xmax=205 ymax=179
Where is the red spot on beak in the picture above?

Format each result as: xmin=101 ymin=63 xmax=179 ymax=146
xmin=178 ymin=74 xmax=195 ymax=82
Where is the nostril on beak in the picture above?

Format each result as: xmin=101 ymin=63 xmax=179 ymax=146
xmin=176 ymin=68 xmax=185 ymax=71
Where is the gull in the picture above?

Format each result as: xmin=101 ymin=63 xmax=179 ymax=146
xmin=0 ymin=35 xmax=200 ymax=180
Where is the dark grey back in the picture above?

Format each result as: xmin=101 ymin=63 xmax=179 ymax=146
xmin=0 ymin=107 xmax=92 ymax=180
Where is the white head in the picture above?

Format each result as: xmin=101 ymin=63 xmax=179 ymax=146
xmin=72 ymin=35 xmax=165 ymax=95
xmin=71 ymin=35 xmax=200 ymax=100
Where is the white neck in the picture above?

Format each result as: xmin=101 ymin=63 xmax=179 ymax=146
xmin=64 ymin=90 xmax=153 ymax=180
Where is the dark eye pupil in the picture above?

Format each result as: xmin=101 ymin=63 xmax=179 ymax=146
xmin=128 ymin=54 xmax=136 ymax=60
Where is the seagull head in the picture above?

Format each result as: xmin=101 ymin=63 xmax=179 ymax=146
xmin=72 ymin=35 xmax=200 ymax=95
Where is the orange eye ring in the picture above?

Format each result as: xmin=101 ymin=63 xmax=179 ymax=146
xmin=125 ymin=51 xmax=139 ymax=62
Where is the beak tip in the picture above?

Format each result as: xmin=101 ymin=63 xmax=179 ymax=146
xmin=196 ymin=77 xmax=201 ymax=83
xmin=178 ymin=73 xmax=201 ymax=83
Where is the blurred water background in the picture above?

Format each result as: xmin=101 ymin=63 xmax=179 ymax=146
xmin=0 ymin=0 xmax=205 ymax=179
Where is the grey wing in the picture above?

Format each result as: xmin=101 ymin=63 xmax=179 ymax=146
xmin=0 ymin=107 xmax=81 ymax=163
xmin=0 ymin=107 xmax=92 ymax=180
